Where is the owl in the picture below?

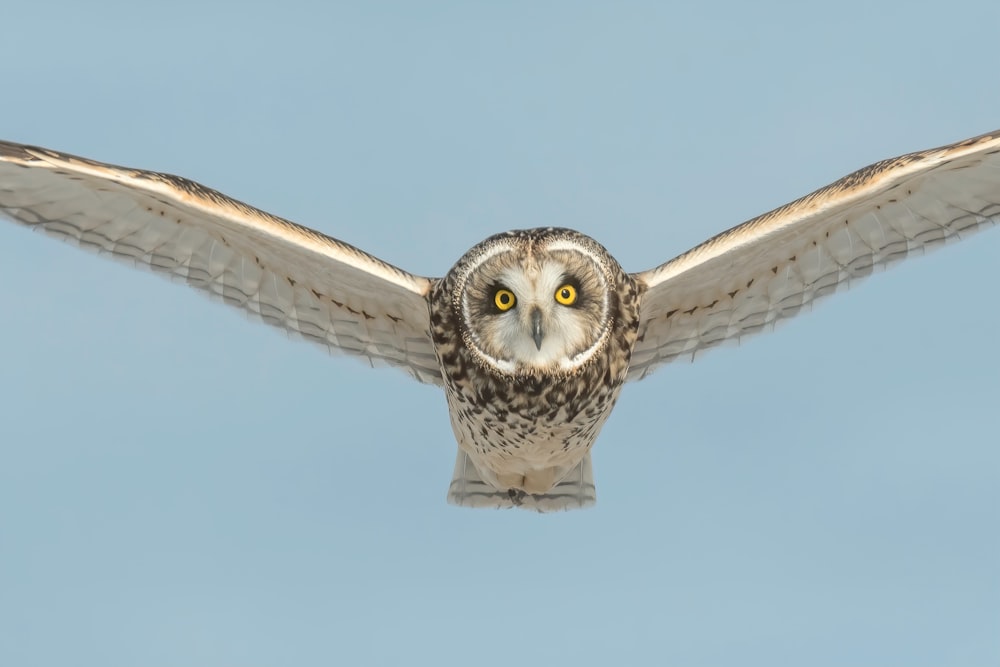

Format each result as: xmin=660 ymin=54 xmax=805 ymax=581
xmin=1 ymin=130 xmax=998 ymax=511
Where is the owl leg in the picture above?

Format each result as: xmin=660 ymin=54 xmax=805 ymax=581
xmin=521 ymin=468 xmax=558 ymax=494
xmin=446 ymin=450 xmax=596 ymax=512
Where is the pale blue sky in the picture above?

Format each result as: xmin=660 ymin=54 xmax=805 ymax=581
xmin=1 ymin=2 xmax=998 ymax=665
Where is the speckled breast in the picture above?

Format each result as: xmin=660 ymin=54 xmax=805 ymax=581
xmin=428 ymin=268 xmax=642 ymax=479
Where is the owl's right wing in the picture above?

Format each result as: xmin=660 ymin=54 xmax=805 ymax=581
xmin=0 ymin=141 xmax=443 ymax=385
xmin=627 ymin=129 xmax=1000 ymax=381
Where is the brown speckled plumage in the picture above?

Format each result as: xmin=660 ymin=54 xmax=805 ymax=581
xmin=429 ymin=228 xmax=642 ymax=509
xmin=2 ymin=129 xmax=999 ymax=511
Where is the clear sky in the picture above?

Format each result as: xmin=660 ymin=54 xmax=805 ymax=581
xmin=1 ymin=2 xmax=998 ymax=666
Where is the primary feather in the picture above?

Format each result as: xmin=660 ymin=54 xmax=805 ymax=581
xmin=628 ymin=130 xmax=1000 ymax=379
xmin=0 ymin=141 xmax=442 ymax=384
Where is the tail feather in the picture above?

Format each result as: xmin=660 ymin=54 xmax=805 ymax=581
xmin=447 ymin=451 xmax=596 ymax=512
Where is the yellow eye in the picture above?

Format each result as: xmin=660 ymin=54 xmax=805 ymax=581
xmin=555 ymin=284 xmax=577 ymax=306
xmin=494 ymin=288 xmax=516 ymax=311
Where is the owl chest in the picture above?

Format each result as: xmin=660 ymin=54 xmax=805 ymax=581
xmin=443 ymin=365 xmax=620 ymax=470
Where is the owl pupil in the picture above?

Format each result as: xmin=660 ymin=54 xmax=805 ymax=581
xmin=499 ymin=293 xmax=510 ymax=304
xmin=561 ymin=289 xmax=570 ymax=299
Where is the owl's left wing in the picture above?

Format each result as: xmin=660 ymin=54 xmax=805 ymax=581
xmin=0 ymin=141 xmax=443 ymax=384
xmin=627 ymin=129 xmax=1000 ymax=381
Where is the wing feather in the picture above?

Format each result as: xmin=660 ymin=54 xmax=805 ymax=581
xmin=0 ymin=141 xmax=443 ymax=384
xmin=628 ymin=129 xmax=1000 ymax=381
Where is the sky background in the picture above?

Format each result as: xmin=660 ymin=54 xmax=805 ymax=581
xmin=1 ymin=2 xmax=998 ymax=665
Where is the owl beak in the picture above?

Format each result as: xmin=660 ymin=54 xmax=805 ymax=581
xmin=530 ymin=307 xmax=544 ymax=350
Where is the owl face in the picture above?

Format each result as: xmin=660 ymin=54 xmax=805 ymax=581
xmin=451 ymin=229 xmax=618 ymax=376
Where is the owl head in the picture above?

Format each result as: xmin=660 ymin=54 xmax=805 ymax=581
xmin=445 ymin=228 xmax=624 ymax=376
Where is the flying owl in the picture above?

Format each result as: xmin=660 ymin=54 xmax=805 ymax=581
xmin=1 ymin=131 xmax=997 ymax=511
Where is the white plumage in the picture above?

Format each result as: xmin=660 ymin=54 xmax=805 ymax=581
xmin=0 ymin=142 xmax=442 ymax=384
xmin=1 ymin=130 xmax=997 ymax=509
xmin=629 ymin=133 xmax=1000 ymax=378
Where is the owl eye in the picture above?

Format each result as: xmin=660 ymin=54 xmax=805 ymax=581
xmin=494 ymin=288 xmax=516 ymax=312
xmin=554 ymin=284 xmax=577 ymax=306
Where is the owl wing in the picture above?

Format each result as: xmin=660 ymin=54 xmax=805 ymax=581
xmin=627 ymin=129 xmax=1000 ymax=381
xmin=0 ymin=141 xmax=443 ymax=384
